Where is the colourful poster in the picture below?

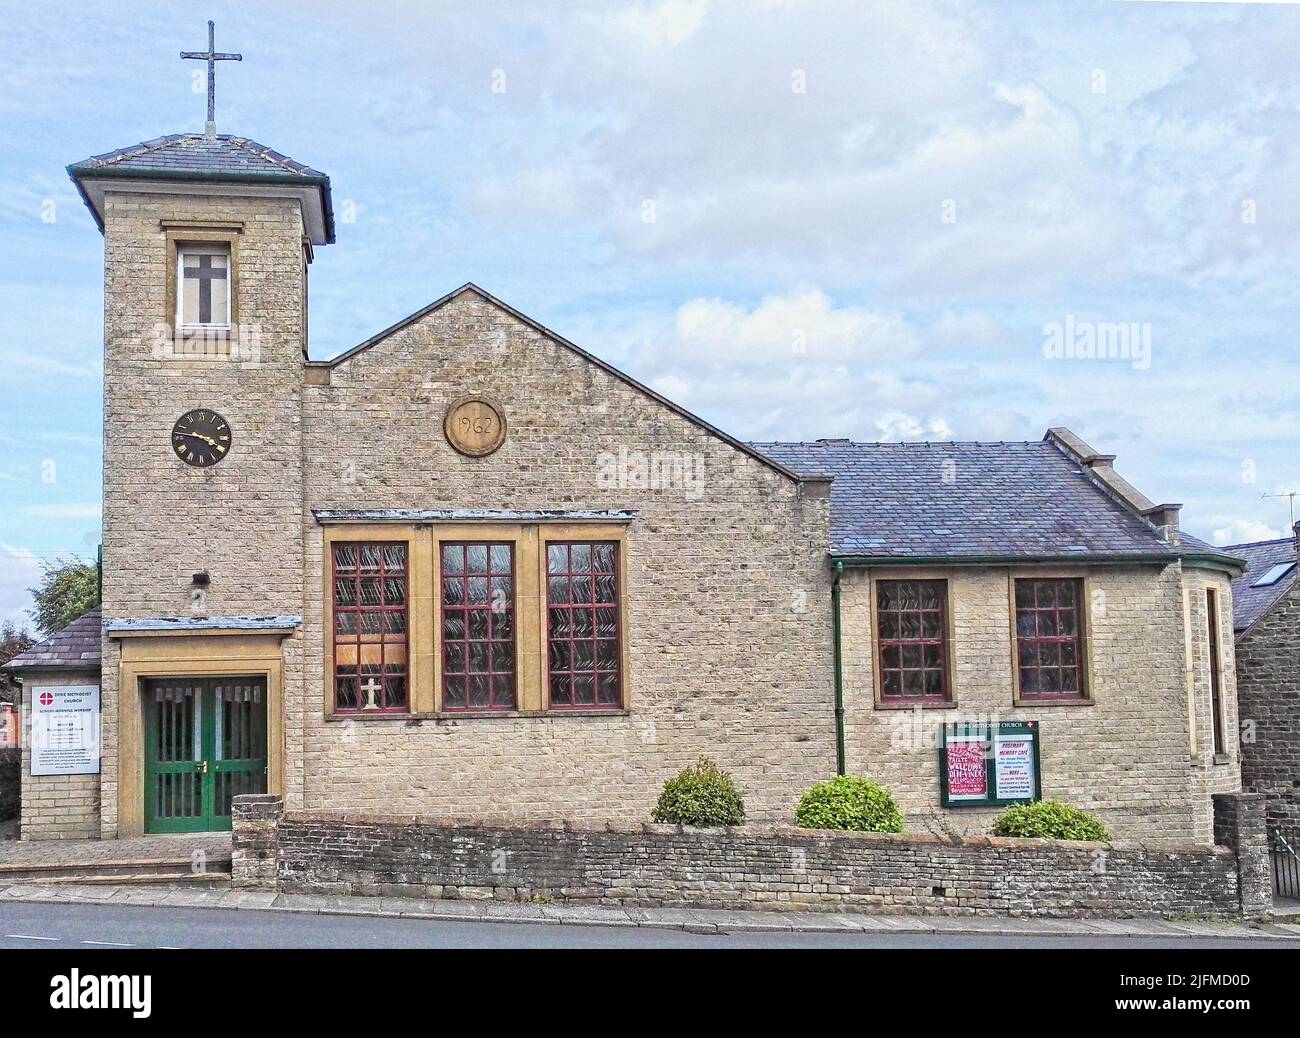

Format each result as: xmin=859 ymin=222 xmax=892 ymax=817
xmin=944 ymin=737 xmax=988 ymax=799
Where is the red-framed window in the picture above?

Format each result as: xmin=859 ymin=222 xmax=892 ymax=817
xmin=876 ymin=579 xmax=950 ymax=702
xmin=332 ymin=542 xmax=408 ymax=712
xmin=441 ymin=542 xmax=516 ymax=711
xmin=1014 ymin=578 xmax=1086 ymax=699
xmin=546 ymin=541 xmax=622 ymax=709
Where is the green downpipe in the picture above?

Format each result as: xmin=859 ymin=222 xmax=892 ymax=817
xmin=831 ymin=560 xmax=845 ymax=776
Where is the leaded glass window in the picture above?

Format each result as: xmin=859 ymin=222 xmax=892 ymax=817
xmin=1014 ymin=578 xmax=1085 ymax=699
xmin=441 ymin=542 xmax=516 ymax=711
xmin=333 ymin=542 xmax=408 ymax=711
xmin=876 ymin=579 xmax=950 ymax=702
xmin=546 ymin=541 xmax=621 ymax=708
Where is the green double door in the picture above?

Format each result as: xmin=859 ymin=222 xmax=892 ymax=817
xmin=144 ymin=677 xmax=267 ymax=833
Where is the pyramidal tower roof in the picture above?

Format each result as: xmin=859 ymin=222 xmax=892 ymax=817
xmin=68 ymin=132 xmax=336 ymax=244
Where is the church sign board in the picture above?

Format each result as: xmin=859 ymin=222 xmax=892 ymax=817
xmin=30 ymin=685 xmax=101 ymax=776
xmin=939 ymin=721 xmax=1040 ymax=808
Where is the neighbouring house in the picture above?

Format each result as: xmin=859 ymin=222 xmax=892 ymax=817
xmin=1 ymin=105 xmax=1248 ymax=847
xmin=1225 ymin=523 xmax=1300 ymax=835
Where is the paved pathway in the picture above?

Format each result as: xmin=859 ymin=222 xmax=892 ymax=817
xmin=1 ymin=881 xmax=1297 ymax=942
xmin=0 ymin=832 xmax=229 ymax=866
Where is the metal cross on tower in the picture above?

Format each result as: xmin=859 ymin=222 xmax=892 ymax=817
xmin=181 ymin=20 xmax=242 ymax=138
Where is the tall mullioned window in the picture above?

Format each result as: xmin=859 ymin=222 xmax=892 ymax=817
xmin=875 ymin=579 xmax=950 ymax=703
xmin=1207 ymin=588 xmax=1226 ymax=755
xmin=332 ymin=542 xmax=408 ymax=712
xmin=441 ymin=542 xmax=516 ymax=711
xmin=546 ymin=541 xmax=622 ymax=709
xmin=1014 ymin=578 xmax=1085 ymax=699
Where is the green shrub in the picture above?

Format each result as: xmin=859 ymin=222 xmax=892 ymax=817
xmin=991 ymin=800 xmax=1111 ymax=841
xmin=795 ymin=776 xmax=904 ymax=833
xmin=651 ymin=756 xmax=745 ymax=826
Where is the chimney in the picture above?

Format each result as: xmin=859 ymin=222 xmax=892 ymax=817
xmin=1142 ymin=503 xmax=1183 ymax=547
xmin=1293 ymin=520 xmax=1300 ymax=558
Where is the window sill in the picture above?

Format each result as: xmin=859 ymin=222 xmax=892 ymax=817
xmin=1012 ymin=695 xmax=1093 ymax=707
xmin=439 ymin=708 xmax=630 ymax=721
xmin=1213 ymin=753 xmax=1233 ymax=766
xmin=325 ymin=708 xmax=630 ymax=722
xmin=875 ymin=698 xmax=956 ymax=710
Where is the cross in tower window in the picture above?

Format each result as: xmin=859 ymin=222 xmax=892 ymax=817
xmin=179 ymin=247 xmax=230 ymax=327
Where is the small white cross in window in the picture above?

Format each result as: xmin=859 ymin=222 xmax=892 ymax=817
xmin=360 ymin=677 xmax=382 ymax=710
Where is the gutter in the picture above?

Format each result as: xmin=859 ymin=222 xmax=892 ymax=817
xmin=830 ymin=552 xmax=1180 ymax=567
xmin=831 ymin=560 xmax=846 ymax=776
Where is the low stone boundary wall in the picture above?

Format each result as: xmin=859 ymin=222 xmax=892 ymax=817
xmin=0 ymin=748 xmax=19 ymax=822
xmin=232 ymin=793 xmax=1270 ymax=918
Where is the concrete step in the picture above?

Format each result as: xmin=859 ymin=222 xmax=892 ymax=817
xmin=0 ymin=856 xmax=232 ymax=884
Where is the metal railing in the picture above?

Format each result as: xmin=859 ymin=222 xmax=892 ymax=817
xmin=1271 ymin=828 xmax=1300 ymax=900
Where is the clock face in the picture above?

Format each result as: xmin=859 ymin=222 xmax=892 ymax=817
xmin=171 ymin=409 xmax=232 ymax=468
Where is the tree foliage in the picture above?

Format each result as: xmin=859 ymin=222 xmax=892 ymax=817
xmin=0 ymin=622 xmax=35 ymax=703
xmin=29 ymin=558 xmax=99 ymax=639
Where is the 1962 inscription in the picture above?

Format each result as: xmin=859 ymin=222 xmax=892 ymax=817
xmin=444 ymin=395 xmax=507 ymax=457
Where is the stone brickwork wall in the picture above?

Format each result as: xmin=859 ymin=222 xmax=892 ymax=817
xmin=0 ymin=748 xmax=19 ymax=822
xmin=1236 ymin=580 xmax=1300 ymax=832
xmin=232 ymin=795 xmax=1260 ymax=918
xmin=99 ymin=190 xmax=309 ymax=837
xmin=19 ymin=672 xmax=101 ymax=840
xmin=838 ymin=564 xmax=1239 ymax=846
xmin=297 ymin=289 xmax=836 ymax=824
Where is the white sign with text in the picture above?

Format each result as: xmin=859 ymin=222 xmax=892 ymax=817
xmin=30 ymin=685 xmax=101 ymax=776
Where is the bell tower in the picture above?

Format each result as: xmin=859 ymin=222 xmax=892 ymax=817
xmin=66 ymin=24 xmax=335 ymax=836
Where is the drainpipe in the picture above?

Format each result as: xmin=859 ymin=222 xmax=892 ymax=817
xmin=831 ymin=560 xmax=846 ymax=776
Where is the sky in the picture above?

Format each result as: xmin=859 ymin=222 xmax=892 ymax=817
xmin=0 ymin=0 xmax=1298 ymax=629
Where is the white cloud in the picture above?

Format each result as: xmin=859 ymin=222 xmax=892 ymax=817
xmin=1211 ymin=520 xmax=1283 ymax=547
xmin=671 ymin=290 xmax=918 ymax=366
xmin=605 ymin=0 xmax=708 ymax=47
xmin=874 ymin=412 xmax=953 ymax=442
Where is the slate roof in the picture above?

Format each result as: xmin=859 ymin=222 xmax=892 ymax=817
xmin=751 ymin=438 xmax=1186 ymax=560
xmin=67 ymin=133 xmax=336 ymax=244
xmin=68 ymin=134 xmax=328 ymax=180
xmin=1223 ymin=536 xmax=1300 ymax=633
xmin=1 ymin=608 xmax=102 ymax=673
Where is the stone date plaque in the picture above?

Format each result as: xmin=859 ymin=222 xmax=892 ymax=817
xmin=444 ymin=395 xmax=507 ymax=457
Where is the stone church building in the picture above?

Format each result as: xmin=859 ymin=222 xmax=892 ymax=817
xmin=3 ymin=124 xmax=1248 ymax=846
